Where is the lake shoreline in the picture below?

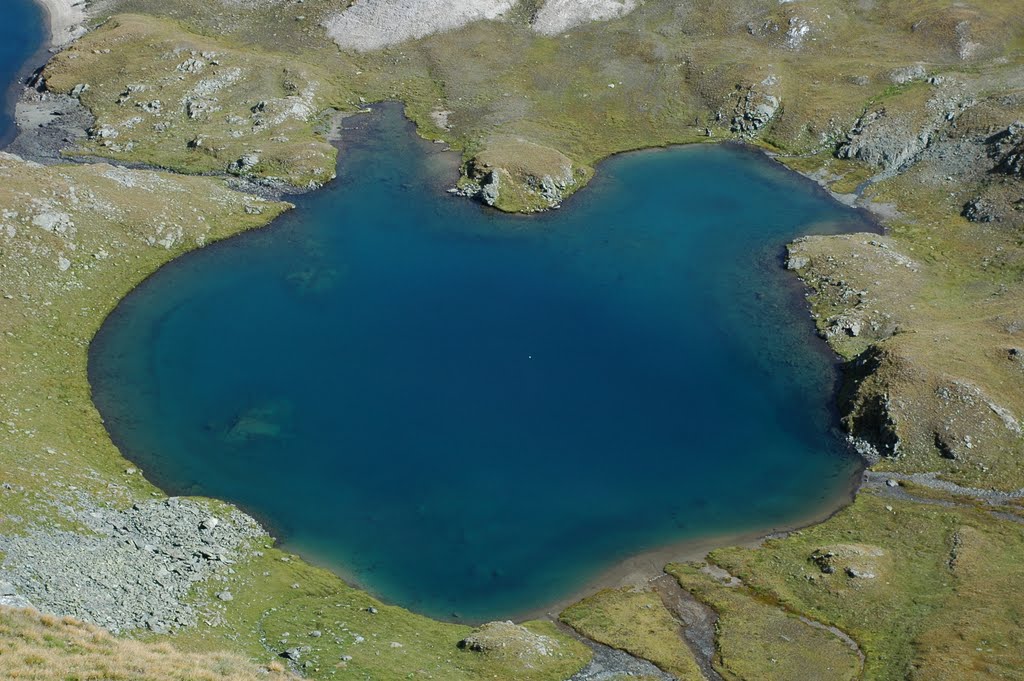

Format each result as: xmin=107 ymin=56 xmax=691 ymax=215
xmin=33 ymin=0 xmax=87 ymax=49
xmin=281 ymin=461 xmax=867 ymax=626
xmin=86 ymin=102 xmax=877 ymax=625
xmin=518 ymin=462 xmax=866 ymax=624
xmin=0 ymin=0 xmax=91 ymax=152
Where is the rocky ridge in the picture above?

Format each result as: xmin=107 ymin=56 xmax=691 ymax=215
xmin=730 ymin=76 xmax=782 ymax=135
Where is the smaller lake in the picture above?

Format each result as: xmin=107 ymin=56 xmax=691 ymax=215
xmin=1 ymin=0 xmax=46 ymax=145
xmin=91 ymin=105 xmax=871 ymax=621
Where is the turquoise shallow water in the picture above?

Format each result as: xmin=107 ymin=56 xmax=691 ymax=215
xmin=90 ymin=106 xmax=871 ymax=621
xmin=1 ymin=0 xmax=45 ymax=144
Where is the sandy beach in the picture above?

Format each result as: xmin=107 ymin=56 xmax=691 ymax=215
xmin=34 ymin=0 xmax=87 ymax=48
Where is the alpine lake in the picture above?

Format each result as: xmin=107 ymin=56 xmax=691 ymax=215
xmin=89 ymin=105 xmax=874 ymax=621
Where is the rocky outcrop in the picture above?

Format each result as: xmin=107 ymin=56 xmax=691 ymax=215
xmin=810 ymin=544 xmax=886 ymax=581
xmin=41 ymin=17 xmax=336 ymax=190
xmin=962 ymin=196 xmax=1001 ymax=223
xmin=324 ymin=0 xmax=515 ymax=51
xmin=988 ymin=121 xmax=1024 ymax=177
xmin=790 ymin=228 xmax=1024 ymax=484
xmin=745 ymin=7 xmax=822 ymax=52
xmin=531 ymin=0 xmax=638 ymax=36
xmin=888 ymin=64 xmax=928 ymax=85
xmin=0 ymin=581 xmax=32 ymax=609
xmin=731 ymin=79 xmax=781 ymax=134
xmin=783 ymin=16 xmax=812 ymax=50
xmin=954 ymin=20 xmax=982 ymax=61
xmin=836 ymin=110 xmax=933 ymax=173
xmin=325 ymin=0 xmax=641 ymax=46
xmin=568 ymin=641 xmax=674 ymax=681
xmin=835 ymin=346 xmax=907 ymax=464
xmin=459 ymin=621 xmax=562 ymax=661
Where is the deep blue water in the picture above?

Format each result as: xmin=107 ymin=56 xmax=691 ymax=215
xmin=91 ymin=106 xmax=872 ymax=621
xmin=1 ymin=0 xmax=46 ymax=144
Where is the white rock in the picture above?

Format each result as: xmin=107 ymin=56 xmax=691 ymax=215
xmin=32 ymin=211 xmax=74 ymax=234
xmin=532 ymin=0 xmax=638 ymax=36
xmin=325 ymin=0 xmax=515 ymax=51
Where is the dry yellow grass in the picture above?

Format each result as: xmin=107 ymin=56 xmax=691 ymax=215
xmin=0 ymin=607 xmax=297 ymax=680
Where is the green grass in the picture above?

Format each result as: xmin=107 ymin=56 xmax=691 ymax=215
xmin=560 ymin=587 xmax=703 ymax=680
xmin=44 ymin=15 xmax=345 ymax=189
xmin=42 ymin=0 xmax=1024 ymax=210
xmin=788 ymin=141 xmax=1024 ymax=489
xmin=58 ymin=0 xmax=1024 ymax=207
xmin=0 ymin=156 xmax=289 ymax=527
xmin=168 ymin=542 xmax=590 ymax=680
xmin=663 ymin=492 xmax=1024 ymax=680
xmin=669 ymin=564 xmax=862 ymax=681
xmin=705 ymin=494 xmax=970 ymax=679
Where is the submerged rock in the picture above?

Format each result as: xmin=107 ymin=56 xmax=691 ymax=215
xmin=221 ymin=402 xmax=291 ymax=443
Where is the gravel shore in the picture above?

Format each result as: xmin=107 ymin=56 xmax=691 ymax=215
xmin=33 ymin=0 xmax=87 ymax=48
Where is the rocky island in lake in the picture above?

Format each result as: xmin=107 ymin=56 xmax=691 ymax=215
xmin=1 ymin=0 xmax=1024 ymax=679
